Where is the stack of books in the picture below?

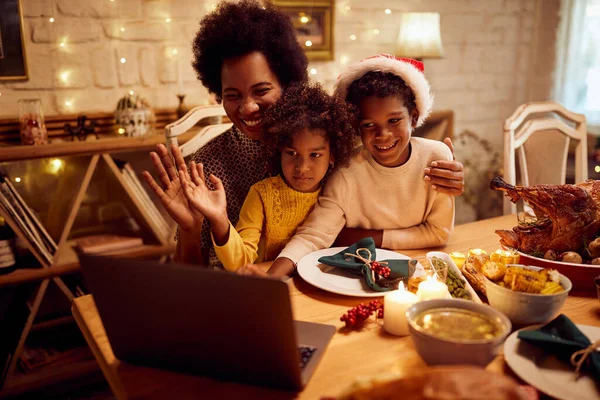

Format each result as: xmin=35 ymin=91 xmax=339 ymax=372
xmin=0 ymin=175 xmax=57 ymax=265
xmin=115 ymin=160 xmax=171 ymax=242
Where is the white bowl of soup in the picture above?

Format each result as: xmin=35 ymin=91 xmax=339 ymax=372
xmin=405 ymin=299 xmax=511 ymax=367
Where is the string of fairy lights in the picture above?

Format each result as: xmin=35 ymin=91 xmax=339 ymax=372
xmin=27 ymin=1 xmax=396 ymax=104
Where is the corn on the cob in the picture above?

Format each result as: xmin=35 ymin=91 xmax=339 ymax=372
xmin=504 ymin=267 xmax=547 ymax=293
xmin=482 ymin=260 xmax=507 ymax=281
xmin=541 ymin=281 xmax=564 ymax=294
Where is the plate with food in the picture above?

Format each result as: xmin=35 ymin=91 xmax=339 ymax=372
xmin=426 ymin=251 xmax=482 ymax=303
xmin=490 ymin=177 xmax=600 ymax=294
xmin=296 ymin=247 xmax=414 ymax=297
xmin=504 ymin=324 xmax=600 ymax=400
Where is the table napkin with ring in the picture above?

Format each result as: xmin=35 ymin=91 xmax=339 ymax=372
xmin=317 ymin=237 xmax=410 ymax=292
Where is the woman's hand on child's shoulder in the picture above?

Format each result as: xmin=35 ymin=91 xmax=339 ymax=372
xmin=423 ymin=138 xmax=465 ymax=197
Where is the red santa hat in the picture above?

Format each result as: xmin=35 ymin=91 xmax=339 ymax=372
xmin=333 ymin=54 xmax=433 ymax=127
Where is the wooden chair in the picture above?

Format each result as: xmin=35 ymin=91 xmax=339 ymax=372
xmin=414 ymin=109 xmax=454 ymax=141
xmin=503 ymin=101 xmax=587 ymax=215
xmin=165 ymin=105 xmax=232 ymax=158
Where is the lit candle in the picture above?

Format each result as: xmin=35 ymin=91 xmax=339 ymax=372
xmin=468 ymin=248 xmax=487 ymax=258
xmin=417 ymin=276 xmax=450 ymax=301
xmin=490 ymin=249 xmax=520 ymax=265
xmin=449 ymin=252 xmax=466 ymax=269
xmin=384 ymin=281 xmax=418 ymax=336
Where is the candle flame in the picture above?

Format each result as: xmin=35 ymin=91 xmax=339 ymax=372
xmin=398 ymin=281 xmax=405 ymax=291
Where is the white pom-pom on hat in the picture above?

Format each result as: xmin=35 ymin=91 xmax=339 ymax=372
xmin=334 ymin=54 xmax=433 ymax=127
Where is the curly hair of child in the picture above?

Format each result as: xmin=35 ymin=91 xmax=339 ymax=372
xmin=345 ymin=71 xmax=417 ymax=114
xmin=262 ymin=82 xmax=357 ymax=174
xmin=191 ymin=0 xmax=308 ymax=101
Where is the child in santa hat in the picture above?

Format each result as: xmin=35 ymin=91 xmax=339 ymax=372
xmin=240 ymin=55 xmax=455 ymax=278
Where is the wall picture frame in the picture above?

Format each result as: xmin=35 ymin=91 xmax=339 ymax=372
xmin=272 ymin=0 xmax=334 ymax=61
xmin=0 ymin=0 xmax=29 ymax=81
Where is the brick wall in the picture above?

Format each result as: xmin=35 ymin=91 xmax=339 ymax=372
xmin=0 ymin=0 xmax=560 ymax=151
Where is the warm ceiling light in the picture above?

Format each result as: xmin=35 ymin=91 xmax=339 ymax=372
xmin=49 ymin=17 xmax=55 ymax=22
xmin=300 ymin=16 xmax=309 ymax=24
xmin=120 ymin=57 xmax=127 ymax=63
xmin=305 ymin=40 xmax=312 ymax=47
xmin=15 ymin=177 xmax=21 ymax=183
xmin=396 ymin=13 xmax=444 ymax=59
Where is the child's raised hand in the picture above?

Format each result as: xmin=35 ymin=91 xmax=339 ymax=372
xmin=179 ymin=161 xmax=228 ymax=225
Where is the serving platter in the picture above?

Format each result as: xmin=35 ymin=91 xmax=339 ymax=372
xmin=516 ymin=251 xmax=600 ymax=295
xmin=426 ymin=251 xmax=482 ymax=303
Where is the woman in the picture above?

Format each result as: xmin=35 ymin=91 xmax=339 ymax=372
xmin=143 ymin=0 xmax=464 ymax=268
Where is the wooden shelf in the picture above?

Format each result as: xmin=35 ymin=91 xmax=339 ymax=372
xmin=0 ymin=243 xmax=176 ymax=288
xmin=0 ymin=129 xmax=199 ymax=162
xmin=0 ymin=131 xmax=178 ymax=396
xmin=31 ymin=315 xmax=75 ymax=332
xmin=0 ymin=358 xmax=99 ymax=397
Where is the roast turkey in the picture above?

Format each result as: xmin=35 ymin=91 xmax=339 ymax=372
xmin=490 ymin=177 xmax=600 ymax=254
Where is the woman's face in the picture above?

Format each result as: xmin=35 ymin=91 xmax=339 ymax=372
xmin=221 ymin=52 xmax=282 ymax=141
xmin=280 ymin=129 xmax=332 ymax=193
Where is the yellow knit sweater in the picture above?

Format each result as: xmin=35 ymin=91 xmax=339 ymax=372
xmin=213 ymin=175 xmax=320 ymax=271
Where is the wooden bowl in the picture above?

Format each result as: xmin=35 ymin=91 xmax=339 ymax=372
xmin=518 ymin=251 xmax=600 ymax=295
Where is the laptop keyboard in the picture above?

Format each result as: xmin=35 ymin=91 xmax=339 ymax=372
xmin=298 ymin=346 xmax=316 ymax=369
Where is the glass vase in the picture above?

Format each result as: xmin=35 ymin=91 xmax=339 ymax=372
xmin=18 ymin=99 xmax=48 ymax=145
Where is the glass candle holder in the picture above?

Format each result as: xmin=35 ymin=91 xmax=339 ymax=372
xmin=18 ymin=99 xmax=48 ymax=145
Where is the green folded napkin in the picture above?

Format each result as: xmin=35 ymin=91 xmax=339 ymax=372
xmin=517 ymin=314 xmax=600 ymax=382
xmin=317 ymin=237 xmax=409 ymax=292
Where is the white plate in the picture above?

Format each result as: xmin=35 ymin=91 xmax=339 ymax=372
xmin=504 ymin=324 xmax=600 ymax=400
xmin=296 ymin=247 xmax=413 ymax=297
xmin=426 ymin=251 xmax=482 ymax=303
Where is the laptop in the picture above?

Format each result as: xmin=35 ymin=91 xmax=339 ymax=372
xmin=78 ymin=254 xmax=336 ymax=391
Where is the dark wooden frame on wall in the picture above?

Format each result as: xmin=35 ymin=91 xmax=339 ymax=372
xmin=0 ymin=0 xmax=28 ymax=81
xmin=272 ymin=0 xmax=334 ymax=61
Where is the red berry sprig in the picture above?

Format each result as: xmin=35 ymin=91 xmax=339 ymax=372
xmin=340 ymin=300 xmax=384 ymax=329
xmin=370 ymin=261 xmax=391 ymax=278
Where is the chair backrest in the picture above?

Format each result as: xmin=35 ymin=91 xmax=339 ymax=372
xmin=503 ymin=101 xmax=587 ymax=215
xmin=165 ymin=105 xmax=232 ymax=158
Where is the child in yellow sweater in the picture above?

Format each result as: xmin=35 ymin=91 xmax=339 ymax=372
xmin=178 ymin=83 xmax=356 ymax=271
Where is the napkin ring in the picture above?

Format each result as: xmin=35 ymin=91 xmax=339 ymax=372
xmin=570 ymin=339 xmax=600 ymax=377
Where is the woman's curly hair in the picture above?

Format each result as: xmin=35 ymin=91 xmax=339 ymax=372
xmin=192 ymin=0 xmax=308 ymax=101
xmin=345 ymin=71 xmax=417 ymax=114
xmin=262 ymin=82 xmax=357 ymax=176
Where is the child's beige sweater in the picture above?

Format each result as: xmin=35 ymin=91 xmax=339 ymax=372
xmin=278 ymin=137 xmax=455 ymax=264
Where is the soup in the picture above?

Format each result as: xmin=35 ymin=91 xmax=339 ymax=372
xmin=414 ymin=307 xmax=504 ymax=341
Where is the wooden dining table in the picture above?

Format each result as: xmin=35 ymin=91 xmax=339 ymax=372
xmin=71 ymin=214 xmax=600 ymax=399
